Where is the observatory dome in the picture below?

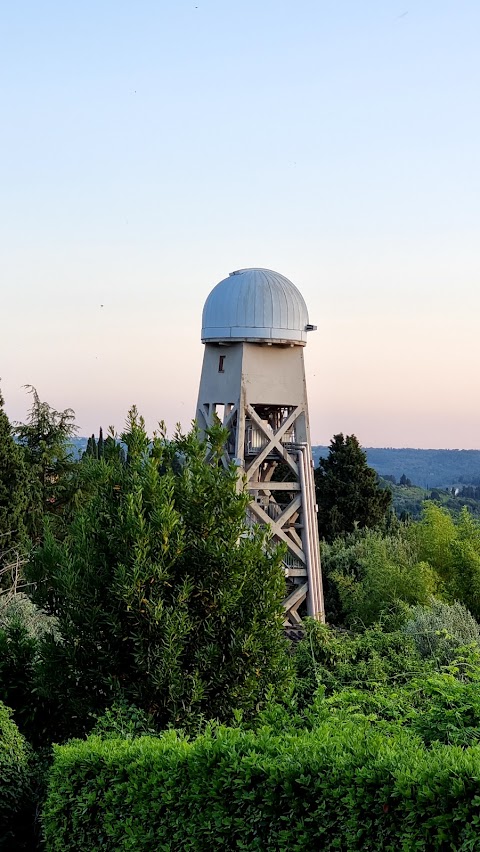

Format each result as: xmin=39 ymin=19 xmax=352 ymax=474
xmin=201 ymin=268 xmax=313 ymax=345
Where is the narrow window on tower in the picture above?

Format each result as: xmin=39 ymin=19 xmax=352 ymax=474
xmin=218 ymin=355 xmax=225 ymax=373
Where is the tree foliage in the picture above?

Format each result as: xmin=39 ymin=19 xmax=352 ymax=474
xmin=28 ymin=409 xmax=290 ymax=737
xmin=83 ymin=427 xmax=106 ymax=461
xmin=14 ymin=386 xmax=77 ymax=540
xmin=315 ymin=434 xmax=392 ymax=542
xmin=6 ymin=385 xmax=480 ymax=849
xmin=320 ymin=528 xmax=436 ymax=627
xmin=413 ymin=504 xmax=480 ymax=620
xmin=0 ymin=594 xmax=59 ymax=746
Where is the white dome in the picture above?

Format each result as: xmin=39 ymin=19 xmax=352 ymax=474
xmin=201 ymin=268 xmax=313 ymax=346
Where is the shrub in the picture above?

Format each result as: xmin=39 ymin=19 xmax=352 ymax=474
xmin=0 ymin=700 xmax=30 ymax=850
xmin=321 ymin=528 xmax=437 ymax=628
xmin=28 ymin=413 xmax=290 ymax=739
xmin=0 ymin=593 xmax=59 ymax=640
xmin=311 ymin=668 xmax=480 ymax=748
xmin=43 ymin=723 xmax=480 ymax=851
xmin=318 ymin=685 xmax=414 ymax=728
xmin=413 ymin=504 xmax=480 ymax=619
xmin=293 ymin=620 xmax=429 ymax=707
xmin=91 ymin=701 xmax=157 ymax=740
xmin=0 ymin=594 xmax=59 ymax=745
xmin=407 ymin=672 xmax=480 ymax=747
xmin=404 ymin=598 xmax=480 ymax=664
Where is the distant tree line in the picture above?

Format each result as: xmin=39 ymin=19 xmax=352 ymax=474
xmin=313 ymin=445 xmax=480 ymax=489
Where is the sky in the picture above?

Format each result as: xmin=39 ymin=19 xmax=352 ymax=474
xmin=1 ymin=0 xmax=479 ymax=449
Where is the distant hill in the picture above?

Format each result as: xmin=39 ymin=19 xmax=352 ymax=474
xmin=312 ymin=446 xmax=480 ymax=489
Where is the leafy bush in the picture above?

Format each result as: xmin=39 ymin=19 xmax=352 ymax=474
xmin=91 ymin=701 xmax=157 ymax=740
xmin=43 ymin=723 xmax=480 ymax=851
xmin=404 ymin=598 xmax=480 ymax=663
xmin=28 ymin=413 xmax=290 ymax=739
xmin=310 ymin=665 xmax=480 ymax=748
xmin=293 ymin=620 xmax=429 ymax=708
xmin=0 ymin=594 xmax=59 ymax=745
xmin=0 ymin=593 xmax=59 ymax=640
xmin=0 ymin=622 xmax=38 ymax=740
xmin=407 ymin=672 xmax=480 ymax=747
xmin=0 ymin=700 xmax=30 ymax=850
xmin=292 ymin=619 xmax=480 ymax=750
xmin=321 ymin=528 xmax=436 ymax=627
xmin=413 ymin=504 xmax=480 ymax=619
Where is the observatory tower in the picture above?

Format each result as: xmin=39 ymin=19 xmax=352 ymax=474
xmin=196 ymin=268 xmax=324 ymax=626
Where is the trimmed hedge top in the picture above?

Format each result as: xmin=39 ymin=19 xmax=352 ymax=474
xmin=43 ymin=721 xmax=480 ymax=851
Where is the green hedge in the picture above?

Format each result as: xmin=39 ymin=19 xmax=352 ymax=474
xmin=0 ymin=700 xmax=30 ymax=850
xmin=43 ymin=722 xmax=480 ymax=851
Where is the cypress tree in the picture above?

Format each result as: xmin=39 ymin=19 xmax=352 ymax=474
xmin=315 ymin=433 xmax=392 ymax=542
xmin=84 ymin=435 xmax=97 ymax=459
xmin=97 ymin=427 xmax=104 ymax=459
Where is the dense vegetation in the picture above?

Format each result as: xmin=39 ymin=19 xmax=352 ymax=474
xmin=314 ymin=433 xmax=392 ymax=542
xmin=29 ymin=408 xmax=289 ymax=738
xmin=43 ymin=722 xmax=480 ymax=851
xmin=3 ymin=387 xmax=480 ymax=849
xmin=390 ymin=480 xmax=480 ymax=521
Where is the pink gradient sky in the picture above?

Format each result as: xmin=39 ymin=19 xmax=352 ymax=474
xmin=2 ymin=1 xmax=479 ymax=449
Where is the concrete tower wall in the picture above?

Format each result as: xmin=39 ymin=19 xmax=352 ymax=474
xmin=197 ymin=344 xmax=309 ymax=412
